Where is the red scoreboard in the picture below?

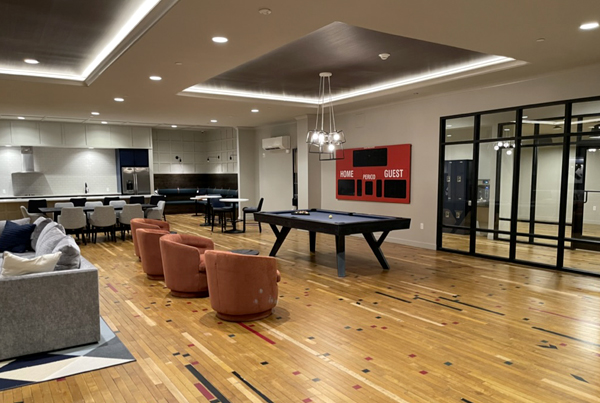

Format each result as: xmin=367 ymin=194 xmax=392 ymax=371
xmin=336 ymin=144 xmax=411 ymax=204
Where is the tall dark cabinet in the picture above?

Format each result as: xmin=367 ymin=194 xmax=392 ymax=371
xmin=443 ymin=160 xmax=472 ymax=233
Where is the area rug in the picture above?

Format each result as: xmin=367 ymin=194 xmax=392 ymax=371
xmin=0 ymin=318 xmax=135 ymax=392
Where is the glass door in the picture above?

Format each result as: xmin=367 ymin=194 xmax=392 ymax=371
xmin=571 ymin=140 xmax=600 ymax=250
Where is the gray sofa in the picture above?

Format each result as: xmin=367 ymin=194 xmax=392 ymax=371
xmin=0 ymin=219 xmax=100 ymax=361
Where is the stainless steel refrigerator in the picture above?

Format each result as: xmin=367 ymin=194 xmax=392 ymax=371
xmin=121 ymin=167 xmax=151 ymax=195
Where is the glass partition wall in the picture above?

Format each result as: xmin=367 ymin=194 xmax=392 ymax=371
xmin=438 ymin=96 xmax=600 ymax=276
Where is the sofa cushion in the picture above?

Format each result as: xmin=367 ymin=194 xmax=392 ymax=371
xmin=30 ymin=217 xmax=54 ymax=250
xmin=36 ymin=227 xmax=67 ymax=256
xmin=0 ymin=221 xmax=36 ymax=253
xmin=1 ymin=251 xmax=62 ymax=277
xmin=35 ymin=222 xmax=66 ymax=253
xmin=53 ymin=236 xmax=81 ymax=271
xmin=0 ymin=218 xmax=30 ymax=235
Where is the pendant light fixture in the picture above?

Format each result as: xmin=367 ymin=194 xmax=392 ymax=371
xmin=306 ymin=72 xmax=345 ymax=161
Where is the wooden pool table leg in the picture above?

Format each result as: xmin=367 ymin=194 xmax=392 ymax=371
xmin=363 ymin=231 xmax=390 ymax=270
xmin=268 ymin=225 xmax=291 ymax=256
xmin=309 ymin=231 xmax=316 ymax=252
xmin=335 ymin=235 xmax=346 ymax=277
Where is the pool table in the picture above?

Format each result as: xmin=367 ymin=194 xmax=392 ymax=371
xmin=254 ymin=209 xmax=411 ymax=277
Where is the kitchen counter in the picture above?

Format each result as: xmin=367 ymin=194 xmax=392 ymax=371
xmin=0 ymin=194 xmax=153 ymax=204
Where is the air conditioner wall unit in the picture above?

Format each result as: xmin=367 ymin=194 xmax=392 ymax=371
xmin=262 ymin=136 xmax=290 ymax=150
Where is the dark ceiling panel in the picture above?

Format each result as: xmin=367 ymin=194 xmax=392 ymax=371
xmin=0 ymin=0 xmax=140 ymax=74
xmin=199 ymin=22 xmax=492 ymax=98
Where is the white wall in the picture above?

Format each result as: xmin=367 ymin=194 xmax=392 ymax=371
xmin=238 ymin=128 xmax=258 ymax=212
xmin=256 ymin=122 xmax=296 ymax=211
xmin=256 ymin=62 xmax=600 ymax=250
xmin=0 ymin=147 xmax=117 ymax=196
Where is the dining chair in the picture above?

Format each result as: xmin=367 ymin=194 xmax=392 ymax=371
xmin=129 ymin=196 xmax=145 ymax=204
xmin=103 ymin=197 xmax=120 ymax=206
xmin=20 ymin=206 xmax=44 ymax=224
xmin=54 ymin=202 xmax=74 ymax=208
xmin=210 ymin=199 xmax=234 ymax=232
xmin=70 ymin=197 xmax=87 ymax=207
xmin=57 ymin=207 xmax=88 ymax=245
xmin=243 ymin=197 xmax=264 ymax=233
xmin=89 ymin=206 xmax=117 ymax=243
xmin=145 ymin=200 xmax=166 ymax=220
xmin=118 ymin=204 xmax=145 ymax=240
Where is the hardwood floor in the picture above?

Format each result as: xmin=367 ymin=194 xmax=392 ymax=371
xmin=3 ymin=213 xmax=600 ymax=402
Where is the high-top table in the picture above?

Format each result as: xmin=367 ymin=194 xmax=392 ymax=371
xmin=191 ymin=195 xmax=222 ymax=226
xmin=219 ymin=198 xmax=249 ymax=233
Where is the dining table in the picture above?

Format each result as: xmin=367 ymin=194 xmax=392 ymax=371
xmin=39 ymin=204 xmax=156 ymax=221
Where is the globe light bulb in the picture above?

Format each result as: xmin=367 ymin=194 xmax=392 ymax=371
xmin=328 ymin=143 xmax=335 ymax=152
xmin=333 ymin=133 xmax=340 ymax=141
xmin=497 ymin=141 xmax=503 ymax=147
xmin=494 ymin=145 xmax=499 ymax=151
xmin=506 ymin=149 xmax=513 ymax=155
xmin=503 ymin=142 xmax=509 ymax=148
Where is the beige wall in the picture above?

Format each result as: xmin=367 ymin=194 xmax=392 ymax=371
xmin=255 ymin=62 xmax=600 ymax=250
xmin=237 ymin=128 xmax=258 ymax=213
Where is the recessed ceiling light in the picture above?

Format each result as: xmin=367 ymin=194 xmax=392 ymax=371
xmin=24 ymin=58 xmax=39 ymax=64
xmin=91 ymin=111 xmax=100 ymax=116
xmin=446 ymin=125 xmax=452 ymax=128
xmin=523 ymin=115 xmax=528 ymax=118
xmin=504 ymin=128 xmax=511 ymax=131
xmin=536 ymin=38 xmax=546 ymax=42
xmin=251 ymin=109 xmax=259 ymax=113
xmin=212 ymin=37 xmax=228 ymax=43
xmin=17 ymin=116 xmax=25 ymax=120
xmin=175 ymin=62 xmax=183 ymax=66
xmin=114 ymin=97 xmax=124 ymax=102
xmin=171 ymin=125 xmax=177 ymax=128
xmin=447 ymin=134 xmax=452 ymax=137
xmin=149 ymin=76 xmax=162 ymax=81
xmin=210 ymin=119 xmax=218 ymax=123
xmin=580 ymin=22 xmax=599 ymax=30
xmin=5 ymin=145 xmax=12 ymax=147
xmin=258 ymin=8 xmax=272 ymax=15
xmin=101 ymin=121 xmax=108 ymax=124
xmin=88 ymin=147 xmax=94 ymax=149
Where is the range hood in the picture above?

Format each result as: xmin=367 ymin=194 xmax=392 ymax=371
xmin=15 ymin=146 xmax=40 ymax=173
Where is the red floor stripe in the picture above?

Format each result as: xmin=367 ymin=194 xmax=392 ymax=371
xmin=238 ymin=323 xmax=276 ymax=344
xmin=107 ymin=284 xmax=118 ymax=292
xmin=194 ymin=382 xmax=215 ymax=400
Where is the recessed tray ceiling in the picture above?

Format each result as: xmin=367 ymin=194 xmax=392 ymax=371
xmin=185 ymin=22 xmax=515 ymax=103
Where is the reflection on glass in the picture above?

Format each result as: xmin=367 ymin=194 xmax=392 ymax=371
xmin=515 ymin=241 xmax=557 ymax=266
xmin=571 ymin=101 xmax=600 ymax=134
xmin=480 ymin=111 xmax=517 ymax=140
xmin=564 ymin=246 xmax=600 ymax=274
xmin=444 ymin=116 xmax=474 ymax=143
xmin=522 ymin=104 xmax=566 ymax=136
xmin=475 ymin=234 xmax=510 ymax=258
xmin=442 ymin=231 xmax=469 ymax=252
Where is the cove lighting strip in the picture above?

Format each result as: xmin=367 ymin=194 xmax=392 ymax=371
xmin=183 ymin=56 xmax=516 ymax=104
xmin=0 ymin=0 xmax=159 ymax=82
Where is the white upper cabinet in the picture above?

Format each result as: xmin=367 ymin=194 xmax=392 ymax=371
xmin=110 ymin=126 xmax=133 ymax=148
xmin=39 ymin=122 xmax=63 ymax=146
xmin=132 ymin=127 xmax=152 ymax=148
xmin=11 ymin=121 xmax=40 ymax=145
xmin=85 ymin=124 xmax=111 ymax=147
xmin=0 ymin=121 xmax=11 ymax=144
xmin=63 ymin=124 xmax=87 ymax=147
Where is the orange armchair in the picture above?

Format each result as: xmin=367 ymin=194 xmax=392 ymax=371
xmin=159 ymin=233 xmax=214 ymax=298
xmin=204 ymin=250 xmax=280 ymax=321
xmin=137 ymin=228 xmax=170 ymax=279
xmin=130 ymin=218 xmax=170 ymax=260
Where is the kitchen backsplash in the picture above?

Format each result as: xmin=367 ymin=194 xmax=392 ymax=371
xmin=0 ymin=147 xmax=117 ymax=196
